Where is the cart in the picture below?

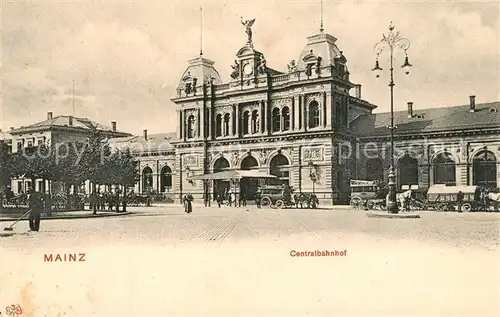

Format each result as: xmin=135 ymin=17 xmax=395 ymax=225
xmin=260 ymin=185 xmax=295 ymax=209
xmin=349 ymin=180 xmax=387 ymax=211
xmin=426 ymin=185 xmax=481 ymax=212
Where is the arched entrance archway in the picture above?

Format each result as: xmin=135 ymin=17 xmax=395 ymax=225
xmin=269 ymin=154 xmax=290 ymax=186
xmin=241 ymin=155 xmax=259 ymax=200
xmin=398 ymin=155 xmax=418 ymax=189
xmin=142 ymin=167 xmax=153 ymax=194
xmin=473 ymin=150 xmax=497 ymax=189
xmin=160 ymin=165 xmax=172 ymax=193
xmin=213 ymin=157 xmax=230 ymax=198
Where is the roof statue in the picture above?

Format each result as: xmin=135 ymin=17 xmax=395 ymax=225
xmin=241 ymin=17 xmax=255 ymax=47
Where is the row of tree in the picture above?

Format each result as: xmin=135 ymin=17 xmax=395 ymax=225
xmin=0 ymin=128 xmax=139 ymax=202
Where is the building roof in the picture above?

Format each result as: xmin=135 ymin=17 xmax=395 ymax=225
xmin=350 ymin=101 xmax=500 ymax=137
xmin=297 ymin=33 xmax=344 ymax=70
xmin=10 ymin=115 xmax=125 ymax=134
xmin=0 ymin=131 xmax=12 ymax=142
xmin=108 ymin=132 xmax=177 ymax=153
xmin=178 ymin=55 xmax=223 ymax=89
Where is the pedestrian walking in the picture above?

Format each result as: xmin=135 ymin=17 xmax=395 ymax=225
xmin=238 ymin=190 xmax=247 ymax=207
xmin=217 ymin=191 xmax=223 ymax=208
xmin=255 ymin=186 xmax=262 ymax=208
xmin=184 ymin=193 xmax=193 ymax=213
xmin=27 ymin=187 xmax=44 ymax=232
xmin=227 ymin=189 xmax=233 ymax=207
xmin=90 ymin=192 xmax=98 ymax=215
xmin=114 ymin=190 xmax=121 ymax=212
xmin=457 ymin=190 xmax=464 ymax=213
xmin=204 ymin=189 xmax=211 ymax=207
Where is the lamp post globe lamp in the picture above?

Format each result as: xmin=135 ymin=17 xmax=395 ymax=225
xmin=371 ymin=22 xmax=412 ymax=214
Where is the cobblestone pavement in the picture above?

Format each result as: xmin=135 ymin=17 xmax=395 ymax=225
xmin=2 ymin=205 xmax=498 ymax=250
xmin=1 ymin=206 xmax=499 ymax=316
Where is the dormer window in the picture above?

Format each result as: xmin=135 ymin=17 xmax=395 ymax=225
xmin=302 ymin=50 xmax=321 ymax=77
xmin=185 ymin=83 xmax=192 ymax=95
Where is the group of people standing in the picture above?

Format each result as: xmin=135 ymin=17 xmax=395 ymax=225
xmin=88 ymin=191 xmax=127 ymax=214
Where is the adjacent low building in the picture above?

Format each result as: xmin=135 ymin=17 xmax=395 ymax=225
xmin=9 ymin=112 xmax=130 ymax=193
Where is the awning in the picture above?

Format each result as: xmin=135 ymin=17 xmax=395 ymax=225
xmin=191 ymin=170 xmax=276 ymax=181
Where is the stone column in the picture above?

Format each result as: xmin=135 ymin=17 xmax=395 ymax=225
xmin=322 ymin=92 xmax=327 ymax=127
xmin=197 ymin=108 xmax=201 ymax=138
xmin=177 ymin=110 xmax=183 ymax=140
xmin=235 ymin=104 xmax=239 ymax=137
xmin=303 ymin=95 xmax=308 ymax=131
xmin=183 ymin=110 xmax=187 ymax=141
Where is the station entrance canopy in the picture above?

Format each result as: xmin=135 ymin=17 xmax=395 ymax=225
xmin=191 ymin=170 xmax=276 ymax=181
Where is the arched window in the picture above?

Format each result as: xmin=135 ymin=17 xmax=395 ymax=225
xmin=242 ymin=111 xmax=250 ymax=135
xmin=473 ymin=150 xmax=497 ymax=189
xmin=160 ymin=165 xmax=172 ymax=193
xmin=223 ymin=113 xmax=231 ymax=136
xmin=272 ymin=108 xmax=281 ymax=132
xmin=251 ymin=110 xmax=259 ymax=134
xmin=215 ymin=114 xmax=222 ymax=137
xmin=142 ymin=167 xmax=153 ymax=194
xmin=282 ymin=107 xmax=290 ymax=131
xmin=187 ymin=115 xmax=195 ymax=139
xmin=366 ymin=158 xmax=383 ymax=181
xmin=309 ymin=101 xmax=320 ymax=129
xmin=270 ymin=154 xmax=290 ymax=186
xmin=398 ymin=154 xmax=418 ymax=188
xmin=433 ymin=153 xmax=456 ymax=185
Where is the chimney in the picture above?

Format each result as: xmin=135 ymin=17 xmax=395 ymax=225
xmin=407 ymin=102 xmax=414 ymax=118
xmin=354 ymin=84 xmax=362 ymax=98
xmin=469 ymin=95 xmax=476 ymax=112
xmin=68 ymin=116 xmax=73 ymax=126
xmin=111 ymin=121 xmax=117 ymax=132
xmin=143 ymin=129 xmax=148 ymax=140
xmin=47 ymin=112 xmax=53 ymax=120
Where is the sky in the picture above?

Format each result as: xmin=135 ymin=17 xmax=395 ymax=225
xmin=1 ymin=0 xmax=499 ymax=135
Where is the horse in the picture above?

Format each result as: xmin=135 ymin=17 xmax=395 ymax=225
xmin=396 ymin=189 xmax=412 ymax=211
xmin=486 ymin=192 xmax=500 ymax=211
xmin=293 ymin=192 xmax=319 ymax=209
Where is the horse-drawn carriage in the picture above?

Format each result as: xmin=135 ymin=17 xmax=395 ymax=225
xmin=419 ymin=185 xmax=497 ymax=212
xmin=259 ymin=185 xmax=319 ymax=209
xmin=349 ymin=180 xmax=387 ymax=210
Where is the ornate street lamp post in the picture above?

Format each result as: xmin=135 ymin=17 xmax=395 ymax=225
xmin=372 ymin=22 xmax=412 ymax=213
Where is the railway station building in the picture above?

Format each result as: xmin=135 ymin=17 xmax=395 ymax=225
xmin=111 ymin=27 xmax=500 ymax=204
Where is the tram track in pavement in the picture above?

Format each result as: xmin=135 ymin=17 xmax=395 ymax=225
xmin=293 ymin=213 xmax=325 ymax=242
xmin=186 ymin=213 xmax=243 ymax=244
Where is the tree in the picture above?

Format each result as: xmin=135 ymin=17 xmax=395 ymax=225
xmin=10 ymin=144 xmax=54 ymax=189
xmin=97 ymin=148 xmax=139 ymax=189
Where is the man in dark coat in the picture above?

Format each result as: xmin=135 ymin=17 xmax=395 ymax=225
xmin=27 ymin=187 xmax=44 ymax=232
xmin=255 ymin=186 xmax=262 ymax=208
xmin=457 ymin=191 xmax=464 ymax=213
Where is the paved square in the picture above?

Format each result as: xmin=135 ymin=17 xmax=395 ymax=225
xmin=1 ymin=206 xmax=499 ymax=316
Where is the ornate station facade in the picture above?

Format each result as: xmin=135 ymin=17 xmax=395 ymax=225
xmin=121 ymin=22 xmax=500 ymax=204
